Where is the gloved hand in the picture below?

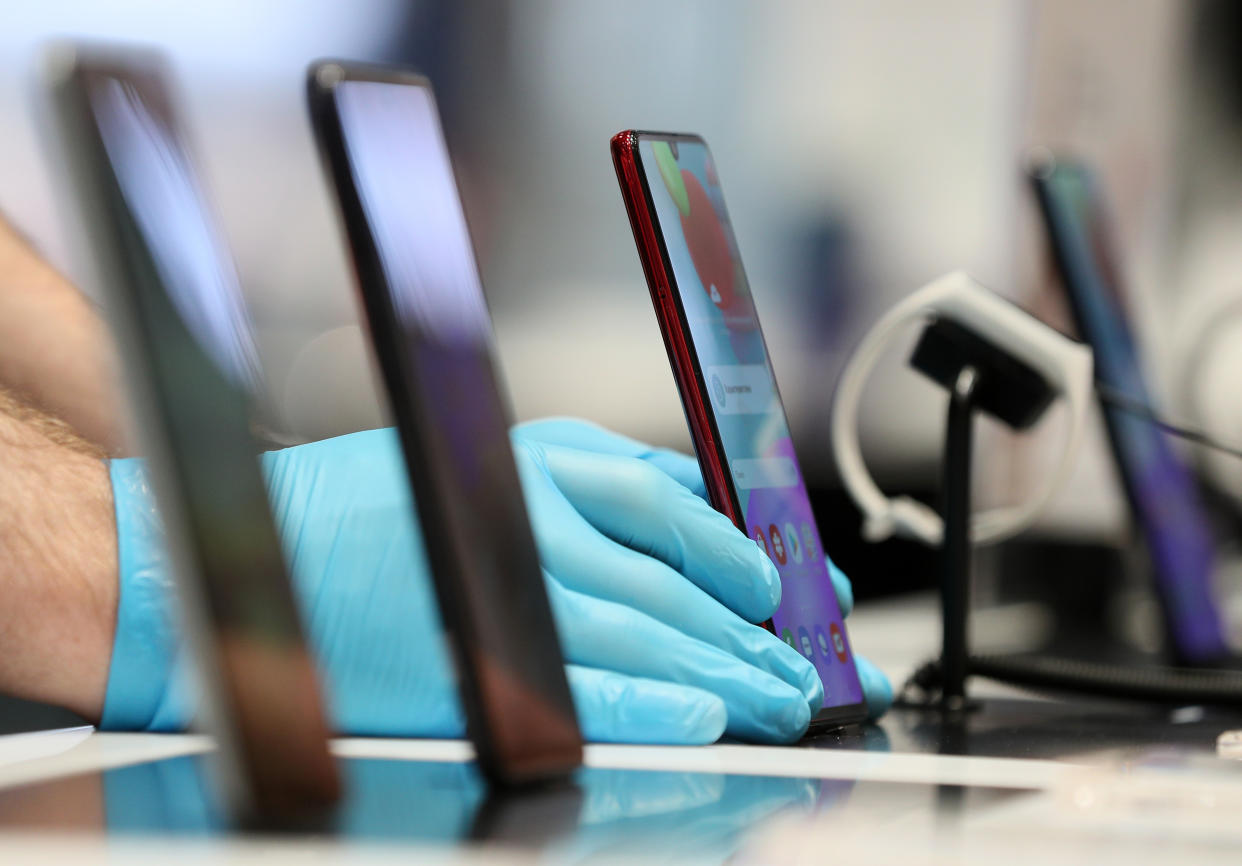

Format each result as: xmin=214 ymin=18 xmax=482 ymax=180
xmin=512 ymin=437 xmax=821 ymax=742
xmin=516 ymin=417 xmax=893 ymax=720
xmin=102 ymin=425 xmax=821 ymax=743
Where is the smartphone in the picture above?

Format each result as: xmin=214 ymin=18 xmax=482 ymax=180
xmin=47 ymin=46 xmax=341 ymax=818
xmin=612 ymin=131 xmax=867 ymax=730
xmin=1029 ymin=157 xmax=1230 ymax=665
xmin=308 ymin=61 xmax=582 ymax=784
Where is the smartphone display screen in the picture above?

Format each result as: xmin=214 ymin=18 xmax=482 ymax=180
xmin=54 ymin=52 xmax=340 ymax=813
xmin=619 ymin=133 xmax=865 ymax=719
xmin=310 ymin=64 xmax=581 ymax=782
xmin=1032 ymin=161 xmax=1228 ymax=663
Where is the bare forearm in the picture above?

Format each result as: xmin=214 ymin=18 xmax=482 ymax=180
xmin=0 ymin=219 xmax=127 ymax=454
xmin=0 ymin=389 xmax=117 ymax=720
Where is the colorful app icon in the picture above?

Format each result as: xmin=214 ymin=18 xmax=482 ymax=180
xmin=815 ymin=626 xmax=831 ymax=658
xmin=780 ymin=627 xmax=795 ymax=648
xmin=768 ymin=523 xmax=786 ymax=565
xmin=784 ymin=522 xmax=803 ymax=564
xmin=797 ymin=627 xmax=814 ymax=660
xmin=751 ymin=525 xmax=768 ymax=556
xmin=829 ymin=622 xmax=848 ymax=663
xmin=801 ymin=522 xmax=818 ymax=561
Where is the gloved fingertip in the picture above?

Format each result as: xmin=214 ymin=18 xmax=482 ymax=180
xmin=774 ymin=696 xmax=812 ymax=744
xmin=680 ymin=693 xmax=728 ymax=744
xmin=760 ymin=554 xmax=781 ymax=610
xmin=568 ymin=665 xmax=727 ymax=745
xmin=799 ymin=663 xmax=825 ymax=714
xmin=724 ymin=540 xmax=780 ymax=619
xmin=856 ymin=655 xmax=893 ymax=720
xmin=734 ymin=556 xmax=782 ymax=624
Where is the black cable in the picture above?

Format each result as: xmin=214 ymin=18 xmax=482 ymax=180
xmin=901 ymin=654 xmax=1242 ymax=707
xmin=1095 ymin=382 xmax=1242 ymax=462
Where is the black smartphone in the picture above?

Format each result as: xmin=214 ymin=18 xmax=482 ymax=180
xmin=307 ymin=61 xmax=582 ymax=784
xmin=46 ymin=45 xmax=341 ymax=819
xmin=612 ymin=131 xmax=867 ymax=730
xmin=1029 ymin=156 xmax=1230 ymax=665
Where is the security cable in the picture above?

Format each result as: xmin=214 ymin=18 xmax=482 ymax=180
xmin=900 ymin=654 xmax=1242 ymax=708
xmin=1095 ymin=382 xmax=1242 ymax=462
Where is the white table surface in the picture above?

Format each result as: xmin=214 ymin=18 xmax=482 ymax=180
xmin=0 ymin=595 xmax=1239 ymax=863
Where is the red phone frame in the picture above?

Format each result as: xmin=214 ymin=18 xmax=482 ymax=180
xmin=611 ymin=130 xmax=868 ymax=731
xmin=611 ymin=132 xmax=742 ymax=530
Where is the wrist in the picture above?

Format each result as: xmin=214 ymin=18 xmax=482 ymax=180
xmin=100 ymin=458 xmax=188 ymax=729
xmin=0 ymin=403 xmax=118 ymax=719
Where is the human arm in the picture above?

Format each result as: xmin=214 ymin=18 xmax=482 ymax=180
xmin=0 ymin=388 xmax=117 ymax=719
xmin=0 ymin=217 xmax=127 ymax=454
xmin=0 ymin=223 xmax=823 ymax=740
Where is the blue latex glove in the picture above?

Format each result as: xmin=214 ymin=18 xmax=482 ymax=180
xmin=512 ymin=438 xmax=820 ymax=742
xmin=103 ymin=425 xmax=820 ymax=743
xmin=516 ymin=417 xmax=893 ymax=720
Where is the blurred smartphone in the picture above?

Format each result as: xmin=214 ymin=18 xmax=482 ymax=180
xmin=612 ymin=131 xmax=867 ymax=731
xmin=1029 ymin=157 xmax=1229 ymax=666
xmin=47 ymin=46 xmax=341 ymax=819
xmin=308 ymin=61 xmax=582 ymax=784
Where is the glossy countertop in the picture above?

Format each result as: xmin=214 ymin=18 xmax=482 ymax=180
xmin=0 ymin=594 xmax=1238 ymax=863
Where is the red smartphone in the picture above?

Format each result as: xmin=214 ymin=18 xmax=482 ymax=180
xmin=612 ymin=131 xmax=867 ymax=730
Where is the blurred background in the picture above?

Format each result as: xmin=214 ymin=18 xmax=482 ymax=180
xmin=4 ymin=0 xmax=1242 ymax=691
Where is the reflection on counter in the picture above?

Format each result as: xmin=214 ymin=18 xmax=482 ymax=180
xmin=0 ymin=755 xmax=837 ymax=861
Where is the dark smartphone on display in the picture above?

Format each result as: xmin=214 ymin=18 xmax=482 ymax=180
xmin=47 ymin=46 xmax=341 ymax=818
xmin=308 ymin=61 xmax=582 ymax=784
xmin=612 ymin=131 xmax=867 ymax=730
xmin=1029 ymin=157 xmax=1230 ymax=666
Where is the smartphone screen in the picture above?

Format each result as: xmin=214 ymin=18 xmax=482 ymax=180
xmin=616 ymin=133 xmax=865 ymax=722
xmin=1031 ymin=161 xmax=1229 ymax=664
xmin=309 ymin=63 xmax=582 ymax=782
xmin=51 ymin=50 xmax=340 ymax=816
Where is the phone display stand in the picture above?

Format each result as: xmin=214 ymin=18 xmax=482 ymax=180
xmin=906 ymin=319 xmax=1057 ymax=712
xmin=836 ymin=274 xmax=1242 ymax=710
xmin=896 ymin=317 xmax=1242 ymax=710
xmin=831 ymin=273 xmax=1094 ymax=713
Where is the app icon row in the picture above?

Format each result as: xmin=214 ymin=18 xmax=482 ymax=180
xmin=780 ymin=623 xmax=848 ymax=664
xmin=751 ymin=521 xmax=817 ymax=566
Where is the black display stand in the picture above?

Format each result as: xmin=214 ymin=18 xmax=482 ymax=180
xmin=906 ymin=318 xmax=1057 ymax=712
xmin=939 ymin=366 xmax=978 ymax=711
xmin=900 ymin=318 xmax=1242 ymax=710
